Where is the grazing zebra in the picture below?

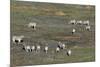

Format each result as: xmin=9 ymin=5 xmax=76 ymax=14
xmin=28 ymin=22 xmax=37 ymax=30
xmin=23 ymin=45 xmax=31 ymax=52
xmin=12 ymin=35 xmax=24 ymax=44
xmin=67 ymin=50 xmax=72 ymax=56
xmin=44 ymin=46 xmax=48 ymax=53
xmin=62 ymin=43 xmax=66 ymax=49
xmin=83 ymin=20 xmax=90 ymax=25
xmin=69 ymin=19 xmax=76 ymax=25
xmin=58 ymin=42 xmax=66 ymax=49
xmin=72 ymin=29 xmax=76 ymax=34
xmin=56 ymin=47 xmax=60 ymax=53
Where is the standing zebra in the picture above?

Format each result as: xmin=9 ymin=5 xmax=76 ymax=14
xmin=67 ymin=50 xmax=72 ymax=56
xmin=44 ymin=46 xmax=48 ymax=53
xmin=58 ymin=42 xmax=66 ymax=49
xmin=31 ymin=45 xmax=35 ymax=52
xmin=12 ymin=35 xmax=24 ymax=44
xmin=23 ymin=45 xmax=31 ymax=52
xmin=72 ymin=28 xmax=76 ymax=34
xmin=36 ymin=45 xmax=41 ymax=52
xmin=56 ymin=47 xmax=60 ymax=53
xmin=69 ymin=19 xmax=76 ymax=25
xmin=85 ymin=25 xmax=91 ymax=31
xmin=83 ymin=20 xmax=90 ymax=25
xmin=28 ymin=22 xmax=37 ymax=30
xmin=76 ymin=20 xmax=83 ymax=25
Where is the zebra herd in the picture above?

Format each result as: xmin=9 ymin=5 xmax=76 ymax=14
xmin=69 ymin=19 xmax=90 ymax=25
xmin=12 ymin=35 xmax=71 ymax=56
xmin=12 ymin=19 xmax=91 ymax=56
xmin=69 ymin=19 xmax=91 ymax=32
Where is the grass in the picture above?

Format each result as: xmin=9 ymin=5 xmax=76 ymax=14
xmin=11 ymin=47 xmax=95 ymax=66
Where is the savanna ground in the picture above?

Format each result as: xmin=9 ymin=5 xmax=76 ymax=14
xmin=10 ymin=0 xmax=95 ymax=67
